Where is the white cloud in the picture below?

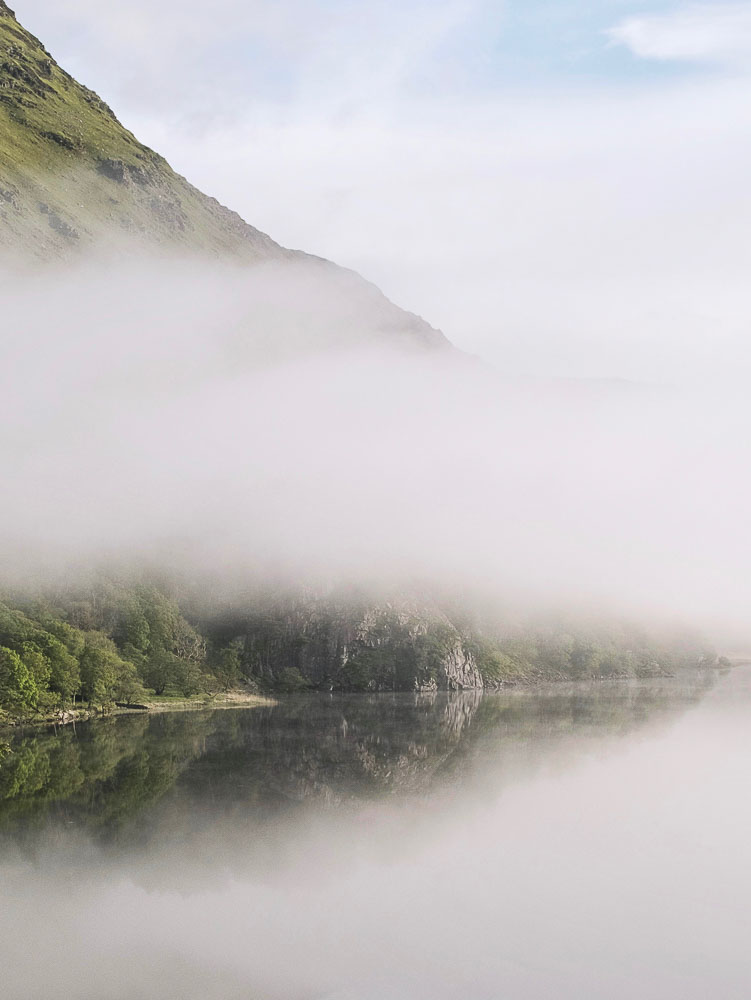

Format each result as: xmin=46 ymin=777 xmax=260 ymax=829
xmin=12 ymin=0 xmax=751 ymax=385
xmin=3 ymin=257 xmax=751 ymax=631
xmin=6 ymin=2 xmax=751 ymax=638
xmin=16 ymin=0 xmax=487 ymax=118
xmin=135 ymin=74 xmax=751 ymax=384
xmin=608 ymin=3 xmax=751 ymax=66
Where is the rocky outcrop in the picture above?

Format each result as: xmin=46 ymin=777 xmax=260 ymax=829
xmin=349 ymin=602 xmax=483 ymax=690
xmin=210 ymin=596 xmax=485 ymax=692
xmin=438 ymin=640 xmax=484 ymax=691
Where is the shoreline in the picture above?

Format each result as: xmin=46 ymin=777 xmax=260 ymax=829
xmin=2 ymin=664 xmax=732 ymax=736
xmin=0 ymin=691 xmax=276 ymax=734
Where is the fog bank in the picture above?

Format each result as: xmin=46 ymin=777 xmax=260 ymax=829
xmin=2 ymin=259 xmax=749 ymax=637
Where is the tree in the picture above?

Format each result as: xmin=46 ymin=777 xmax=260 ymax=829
xmin=569 ymin=640 xmax=603 ymax=679
xmin=112 ymin=660 xmax=146 ymax=706
xmin=46 ymin=639 xmax=81 ymax=705
xmin=276 ymin=667 xmax=309 ymax=692
xmin=113 ymin=598 xmax=150 ymax=654
xmin=20 ymin=642 xmax=50 ymax=690
xmin=214 ymin=639 xmax=244 ymax=691
xmin=0 ymin=646 xmax=39 ymax=718
xmin=172 ymin=659 xmax=206 ymax=697
xmin=79 ymin=632 xmax=131 ymax=710
xmin=140 ymin=647 xmax=179 ymax=696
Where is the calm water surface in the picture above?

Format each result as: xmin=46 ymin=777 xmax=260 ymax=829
xmin=1 ymin=668 xmax=749 ymax=999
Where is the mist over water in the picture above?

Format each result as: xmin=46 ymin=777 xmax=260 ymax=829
xmin=5 ymin=2 xmax=751 ymax=995
xmin=1 ymin=667 xmax=749 ymax=999
xmin=2 ymin=259 xmax=751 ymax=638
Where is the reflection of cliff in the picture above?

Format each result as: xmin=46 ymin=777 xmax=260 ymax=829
xmin=171 ymin=692 xmax=486 ymax=814
xmin=439 ymin=689 xmax=483 ymax=736
xmin=0 ymin=673 xmax=715 ymax=847
xmin=436 ymin=677 xmax=716 ymax=791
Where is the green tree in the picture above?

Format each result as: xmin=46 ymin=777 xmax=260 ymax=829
xmin=276 ymin=667 xmax=309 ymax=692
xmin=569 ymin=640 xmax=603 ymax=679
xmin=171 ymin=657 xmax=206 ymax=697
xmin=141 ymin=647 xmax=180 ymax=696
xmin=79 ymin=632 xmax=126 ymax=709
xmin=214 ymin=639 xmax=244 ymax=691
xmin=0 ymin=646 xmax=39 ymax=717
xmin=113 ymin=597 xmax=150 ymax=654
xmin=20 ymin=642 xmax=51 ymax=690
xmin=46 ymin=638 xmax=81 ymax=705
xmin=112 ymin=659 xmax=146 ymax=706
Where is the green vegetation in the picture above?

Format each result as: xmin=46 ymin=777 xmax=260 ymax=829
xmin=463 ymin=619 xmax=714 ymax=685
xmin=0 ymin=672 xmax=716 ymax=841
xmin=0 ymin=711 xmax=220 ymax=835
xmin=213 ymin=595 xmax=715 ymax=695
xmin=0 ymin=579 xmax=255 ymax=724
xmin=0 ymin=576 xmax=716 ymax=725
xmin=336 ymin=616 xmax=458 ymax=691
xmin=0 ymin=0 xmax=280 ymax=261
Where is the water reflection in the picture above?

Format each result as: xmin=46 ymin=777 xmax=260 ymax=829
xmin=0 ymin=671 xmax=715 ymax=850
xmin=4 ymin=668 xmax=750 ymax=1000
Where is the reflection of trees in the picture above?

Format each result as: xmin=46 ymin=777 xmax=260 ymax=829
xmin=0 ymin=713 xmax=217 ymax=837
xmin=0 ymin=671 xmax=715 ymax=846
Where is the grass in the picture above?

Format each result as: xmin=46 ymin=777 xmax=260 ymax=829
xmin=0 ymin=3 xmax=280 ymax=261
xmin=139 ymin=691 xmax=275 ymax=712
xmin=0 ymin=691 xmax=275 ymax=732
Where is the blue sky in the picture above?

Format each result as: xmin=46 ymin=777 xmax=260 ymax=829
xmin=15 ymin=1 xmax=751 ymax=382
xmin=19 ymin=0 xmax=735 ymax=114
xmin=399 ymin=0 xmax=693 ymax=89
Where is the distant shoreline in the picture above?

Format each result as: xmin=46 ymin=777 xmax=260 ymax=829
xmin=3 ymin=665 xmax=733 ymax=736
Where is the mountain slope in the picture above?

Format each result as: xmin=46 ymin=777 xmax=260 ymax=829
xmin=0 ymin=0 xmax=449 ymax=350
xmin=0 ymin=1 xmax=286 ymax=260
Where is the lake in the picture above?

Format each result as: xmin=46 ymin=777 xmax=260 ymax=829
xmin=1 ymin=667 xmax=749 ymax=999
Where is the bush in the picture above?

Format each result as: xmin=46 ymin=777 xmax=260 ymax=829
xmin=276 ymin=667 xmax=310 ymax=692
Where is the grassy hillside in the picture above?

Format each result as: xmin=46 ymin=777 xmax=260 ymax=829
xmin=0 ymin=1 xmax=451 ymax=350
xmin=0 ymin=0 xmax=285 ymax=261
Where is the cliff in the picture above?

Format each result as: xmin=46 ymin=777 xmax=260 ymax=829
xmin=237 ymin=598 xmax=486 ymax=692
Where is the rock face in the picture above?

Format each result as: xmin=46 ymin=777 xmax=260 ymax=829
xmin=345 ymin=604 xmax=484 ymax=691
xmin=438 ymin=640 xmax=484 ymax=691
xmin=211 ymin=597 xmax=485 ymax=692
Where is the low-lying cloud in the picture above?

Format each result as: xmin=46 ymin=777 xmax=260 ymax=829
xmin=2 ymin=257 xmax=750 ymax=639
xmin=14 ymin=2 xmax=751 ymax=387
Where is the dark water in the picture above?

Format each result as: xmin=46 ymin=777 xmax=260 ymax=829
xmin=1 ymin=668 xmax=749 ymax=999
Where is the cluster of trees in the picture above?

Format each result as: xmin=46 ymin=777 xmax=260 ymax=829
xmin=214 ymin=595 xmax=716 ymax=693
xmin=0 ymin=577 xmax=718 ymax=723
xmin=467 ymin=620 xmax=715 ymax=684
xmin=0 ymin=581 xmax=246 ymax=723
